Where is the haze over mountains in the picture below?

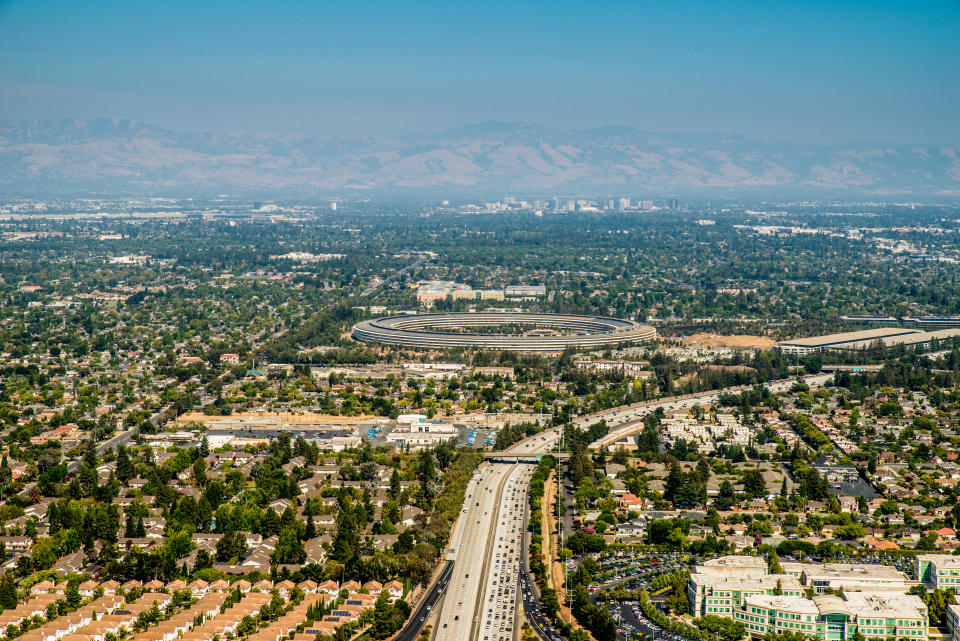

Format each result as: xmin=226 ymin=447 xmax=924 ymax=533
xmin=2 ymin=119 xmax=959 ymax=199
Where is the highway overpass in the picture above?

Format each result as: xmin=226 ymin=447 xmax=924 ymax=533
xmin=483 ymin=451 xmax=569 ymax=462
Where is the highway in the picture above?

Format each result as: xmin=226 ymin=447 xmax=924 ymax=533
xmin=476 ymin=465 xmax=531 ymax=641
xmin=432 ymin=373 xmax=834 ymax=641
xmin=393 ymin=561 xmax=454 ymax=641
xmin=587 ymin=373 xmax=832 ymax=450
xmin=435 ymin=463 xmax=518 ymax=641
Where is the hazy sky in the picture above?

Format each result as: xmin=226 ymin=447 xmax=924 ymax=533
xmin=1 ymin=0 xmax=958 ymax=142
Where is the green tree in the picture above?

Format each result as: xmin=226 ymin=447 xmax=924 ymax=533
xmin=116 ymin=445 xmax=135 ymax=483
xmin=742 ymin=469 xmax=768 ymax=499
xmin=0 ymin=575 xmax=17 ymax=610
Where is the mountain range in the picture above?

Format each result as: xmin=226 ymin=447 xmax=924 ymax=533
xmin=2 ymin=119 xmax=959 ymax=199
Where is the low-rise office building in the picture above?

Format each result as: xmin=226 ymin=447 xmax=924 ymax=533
xmin=903 ymin=316 xmax=960 ymax=330
xmin=946 ymin=604 xmax=960 ymax=641
xmin=776 ymin=328 xmax=922 ymax=356
xmin=385 ymin=421 xmax=457 ymax=450
xmin=915 ymin=555 xmax=960 ymax=590
xmin=688 ymin=556 xmax=802 ymax=617
xmin=782 ymin=561 xmax=916 ymax=594
xmin=735 ymin=593 xmax=928 ymax=641
xmin=690 ymin=556 xmax=921 ymax=630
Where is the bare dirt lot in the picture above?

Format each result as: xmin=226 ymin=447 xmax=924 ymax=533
xmin=682 ymin=333 xmax=776 ymax=348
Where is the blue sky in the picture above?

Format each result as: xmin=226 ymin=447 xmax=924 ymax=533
xmin=1 ymin=0 xmax=958 ymax=142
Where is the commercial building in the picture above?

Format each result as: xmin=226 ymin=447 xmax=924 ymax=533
xmin=776 ymin=328 xmax=922 ymax=355
xmin=573 ymin=359 xmax=652 ymax=375
xmin=947 ymin=604 xmax=960 ymax=641
xmin=415 ymin=281 xmax=546 ymax=304
xmin=479 ymin=289 xmax=505 ymax=300
xmin=385 ymin=421 xmax=457 ymax=450
xmin=688 ymin=556 xmax=802 ymax=617
xmin=352 ymin=312 xmax=656 ymax=352
xmin=777 ymin=328 xmax=960 ymax=355
xmin=915 ymin=555 xmax=960 ymax=590
xmin=504 ymin=285 xmax=546 ymax=297
xmin=689 ymin=556 xmax=923 ymax=639
xmin=903 ymin=316 xmax=960 ymax=330
xmin=782 ymin=562 xmax=915 ymax=593
xmin=839 ymin=315 xmax=899 ymax=325
xmin=416 ymin=281 xmax=461 ymax=304
xmin=735 ymin=593 xmax=928 ymax=641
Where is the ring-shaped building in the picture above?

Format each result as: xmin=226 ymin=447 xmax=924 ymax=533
xmin=351 ymin=312 xmax=656 ymax=352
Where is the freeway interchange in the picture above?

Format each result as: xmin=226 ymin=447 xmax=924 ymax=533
xmin=423 ymin=374 xmax=831 ymax=641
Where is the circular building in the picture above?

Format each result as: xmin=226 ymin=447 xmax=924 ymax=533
xmin=351 ymin=312 xmax=656 ymax=352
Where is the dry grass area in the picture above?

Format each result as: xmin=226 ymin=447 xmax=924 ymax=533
xmin=682 ymin=333 xmax=776 ymax=348
xmin=541 ymin=471 xmax=594 ymax=638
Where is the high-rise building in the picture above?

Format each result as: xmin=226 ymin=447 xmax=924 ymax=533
xmin=618 ymin=197 xmax=631 ymax=210
xmin=331 ymin=202 xmax=337 ymax=211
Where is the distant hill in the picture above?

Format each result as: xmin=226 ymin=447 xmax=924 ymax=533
xmin=2 ymin=118 xmax=959 ymax=198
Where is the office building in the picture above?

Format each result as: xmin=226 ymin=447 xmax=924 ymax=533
xmin=777 ymin=328 xmax=923 ymax=355
xmin=903 ymin=316 xmax=960 ymax=330
xmin=947 ymin=604 xmax=960 ymax=641
xmin=915 ymin=555 xmax=960 ymax=590
xmin=385 ymin=421 xmax=456 ymax=450
xmin=839 ymin=315 xmax=899 ymax=325
xmin=777 ymin=328 xmax=960 ymax=355
xmin=688 ymin=557 xmax=801 ymax=617
xmin=735 ymin=593 xmax=927 ymax=640
xmin=691 ymin=557 xmax=926 ymax=641
xmin=781 ymin=562 xmax=915 ymax=593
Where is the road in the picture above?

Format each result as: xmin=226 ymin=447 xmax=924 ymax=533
xmin=17 ymin=426 xmax=138 ymax=499
xmin=518 ymin=483 xmax=561 ymax=641
xmin=361 ymin=253 xmax=431 ymax=297
xmin=434 ymin=463 xmax=518 ymax=641
xmin=393 ymin=562 xmax=454 ymax=641
xmin=476 ymin=465 xmax=531 ymax=641
xmin=497 ymin=373 xmax=834 ymax=640
xmin=588 ymin=373 xmax=832 ymax=450
xmin=432 ymin=373 xmax=834 ymax=641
